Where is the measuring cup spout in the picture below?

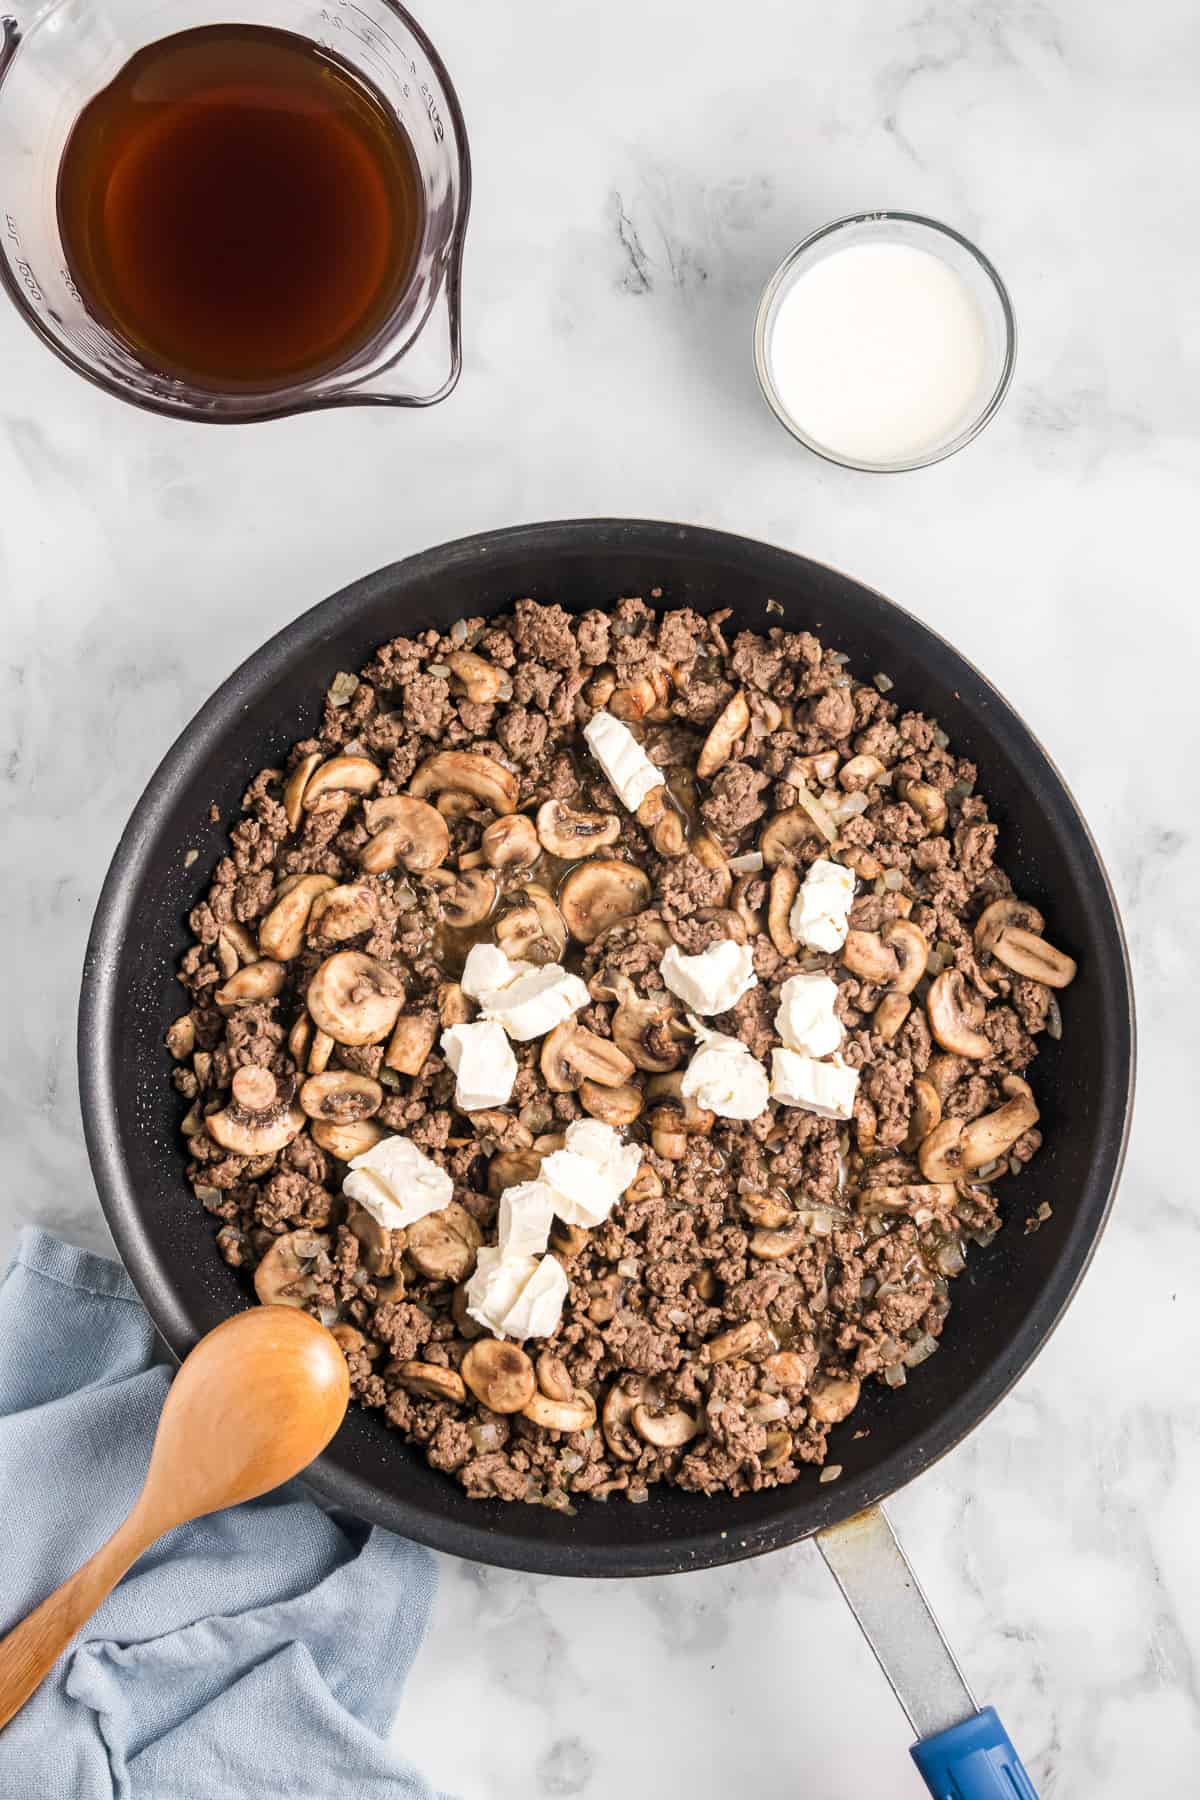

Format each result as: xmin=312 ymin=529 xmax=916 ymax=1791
xmin=340 ymin=249 xmax=464 ymax=410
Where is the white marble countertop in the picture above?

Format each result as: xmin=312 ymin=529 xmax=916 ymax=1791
xmin=2 ymin=0 xmax=1197 ymax=1792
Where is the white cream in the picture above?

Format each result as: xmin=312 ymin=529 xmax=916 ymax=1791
xmin=497 ymin=1180 xmax=556 ymax=1258
xmin=770 ymin=1048 xmax=859 ymax=1120
xmin=460 ymin=942 xmax=589 ymax=1042
xmin=660 ymin=940 xmax=757 ymax=1016
xmin=343 ymin=1135 xmax=453 ymax=1229
xmin=583 ymin=710 xmax=665 ymax=812
xmin=464 ymin=1246 xmax=568 ymax=1341
xmin=540 ymin=1119 xmax=642 ymax=1228
xmin=440 ymin=1020 xmax=517 ymax=1112
xmin=790 ymin=857 xmax=856 ymax=953
xmin=766 ymin=242 xmax=989 ymax=466
xmin=498 ymin=1254 xmax=569 ymax=1341
xmin=775 ymin=972 xmax=844 ymax=1058
xmin=460 ymin=942 xmax=528 ymax=1002
xmin=681 ymin=1018 xmax=770 ymax=1121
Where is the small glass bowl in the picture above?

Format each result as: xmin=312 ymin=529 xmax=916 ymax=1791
xmin=753 ymin=212 xmax=1017 ymax=473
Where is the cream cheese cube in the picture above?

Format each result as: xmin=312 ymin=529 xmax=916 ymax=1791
xmin=583 ymin=710 xmax=665 ymax=812
xmin=343 ymin=1135 xmax=453 ymax=1229
xmin=680 ymin=1019 xmax=770 ymax=1120
xmin=498 ymin=1254 xmax=569 ymax=1341
xmin=659 ymin=940 xmax=757 ymax=1016
xmin=770 ymin=1048 xmax=859 ymax=1120
xmin=789 ymin=858 xmax=856 ymax=953
xmin=441 ymin=1020 xmax=517 ymax=1112
xmin=479 ymin=964 xmax=590 ymax=1041
xmin=497 ymin=1180 xmax=556 ymax=1258
xmin=774 ymin=972 xmax=844 ymax=1058
xmin=464 ymin=1246 xmax=539 ymax=1336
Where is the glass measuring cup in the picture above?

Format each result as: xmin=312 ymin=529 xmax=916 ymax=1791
xmin=0 ymin=0 xmax=470 ymax=421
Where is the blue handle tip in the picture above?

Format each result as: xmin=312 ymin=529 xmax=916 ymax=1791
xmin=911 ymin=1705 xmax=1038 ymax=1799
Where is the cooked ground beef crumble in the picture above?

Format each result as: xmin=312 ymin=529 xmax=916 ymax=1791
xmin=170 ymin=597 xmax=1076 ymax=1506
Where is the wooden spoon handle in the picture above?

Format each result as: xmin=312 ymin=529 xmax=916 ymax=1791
xmin=0 ymin=1513 xmax=148 ymax=1731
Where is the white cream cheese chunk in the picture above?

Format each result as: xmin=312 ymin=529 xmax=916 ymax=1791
xmin=465 ymin=1246 xmax=568 ymax=1341
xmin=583 ymin=709 xmax=665 ymax=812
xmin=660 ymin=939 xmax=757 ymax=1016
xmin=497 ymin=1180 xmax=556 ymax=1258
xmin=681 ymin=1018 xmax=770 ymax=1121
xmin=343 ymin=1134 xmax=453 ymax=1229
xmin=441 ymin=1020 xmax=517 ymax=1112
xmin=775 ymin=972 xmax=844 ymax=1058
xmin=770 ymin=1048 xmax=860 ymax=1120
xmin=540 ymin=1118 xmax=642 ymax=1228
xmin=480 ymin=964 xmax=590 ymax=1041
xmin=460 ymin=942 xmax=529 ymax=1002
xmin=789 ymin=857 xmax=856 ymax=953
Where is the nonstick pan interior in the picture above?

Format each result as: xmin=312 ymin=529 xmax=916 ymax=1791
xmin=79 ymin=520 xmax=1134 ymax=1577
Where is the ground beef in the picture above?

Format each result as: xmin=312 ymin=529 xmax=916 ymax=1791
xmin=171 ymin=601 xmax=1072 ymax=1509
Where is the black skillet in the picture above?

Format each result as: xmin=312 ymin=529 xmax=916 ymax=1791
xmin=79 ymin=519 xmax=1134 ymax=1596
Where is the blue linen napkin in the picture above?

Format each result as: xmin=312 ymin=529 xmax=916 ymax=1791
xmin=0 ymin=1227 xmax=448 ymax=1800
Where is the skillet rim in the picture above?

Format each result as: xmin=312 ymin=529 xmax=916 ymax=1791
xmin=78 ymin=518 xmax=1136 ymax=1576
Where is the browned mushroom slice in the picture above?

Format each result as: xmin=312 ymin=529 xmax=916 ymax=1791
xmin=521 ymin=1389 xmax=597 ymax=1432
xmin=165 ymin=1015 xmax=196 ymax=1060
xmin=886 ymin=920 xmax=929 ymax=995
xmin=739 ymin=1192 xmax=793 ymax=1229
xmin=759 ymin=807 xmax=824 ymax=867
xmin=284 ymin=752 xmax=323 ymax=830
xmin=384 ymin=1012 xmax=439 ymax=1076
xmin=307 ymin=951 xmax=404 ymax=1046
xmin=806 ymin=1373 xmax=860 ymax=1424
xmin=919 ymin=1075 xmax=1039 ymax=1180
xmin=343 ymin=1198 xmax=396 ymax=1276
xmin=259 ymin=874 xmax=338 ymax=961
xmin=578 ymin=1079 xmax=643 ymax=1126
xmin=299 ymin=1069 xmax=383 ymax=1122
xmin=424 ymin=867 xmax=497 ymax=929
xmin=559 ymin=859 xmax=652 ymax=944
xmin=446 ymin=650 xmax=506 ymax=704
xmin=396 ymin=1361 xmax=468 ymax=1404
xmin=842 ymin=928 xmax=900 ymax=984
xmin=309 ymin=1117 xmax=385 ymax=1161
xmin=609 ymin=667 xmax=670 ymax=721
xmin=903 ymin=1077 xmax=942 ymax=1151
xmin=601 ymin=1379 xmax=646 ymax=1461
xmin=480 ymin=814 xmax=540 ymax=871
xmin=536 ymin=799 xmax=621 ymax=859
xmin=487 ymin=1149 xmax=543 ymax=1198
xmin=749 ymin=1226 xmax=807 ymax=1260
xmin=409 ymin=750 xmax=519 ymax=815
xmin=697 ymin=689 xmax=750 ymax=778
xmin=461 ymin=1338 xmax=536 ymax=1413
xmin=989 ymin=925 xmax=1077 ymax=989
xmin=873 ymin=993 xmax=911 ymax=1041
xmin=701 ymin=1320 xmax=770 ymax=1364
xmin=253 ymin=1229 xmax=329 ymax=1307
xmin=302 ymin=755 xmax=381 ymax=810
xmin=973 ymin=897 xmax=1045 ymax=958
xmin=897 ymin=777 xmax=947 ymax=834
xmin=230 ymin=1066 xmax=279 ymax=1111
xmin=690 ymin=830 xmax=733 ymax=902
xmin=206 ymin=1096 xmax=305 ymax=1156
xmin=535 ymin=1350 xmax=575 ymax=1402
xmin=437 ymin=982 xmax=471 ymax=1028
xmin=857 ymin=1182 xmax=957 ymax=1214
xmin=732 ymin=873 xmax=766 ymax=937
xmin=838 ymin=753 xmax=885 ymax=792
xmin=306 ymin=882 xmax=378 ymax=945
xmin=631 ymin=1401 xmax=700 ymax=1448
xmin=763 ymin=1350 xmax=816 ymax=1389
xmin=540 ymin=1021 xmax=636 ymax=1092
xmin=307 ymin=1029 xmax=335 ymax=1074
xmin=405 ymin=1201 xmax=482 ymax=1283
xmin=359 ymin=795 xmax=451 ymax=875
xmin=495 ymin=886 xmax=569 ymax=964
xmin=926 ymin=968 xmax=990 ymax=1059
xmin=214 ymin=960 xmax=287 ymax=1011
xmin=610 ymin=982 xmax=688 ymax=1073
xmin=767 ymin=865 xmax=800 ymax=956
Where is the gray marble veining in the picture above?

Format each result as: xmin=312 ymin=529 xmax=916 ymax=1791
xmin=3 ymin=0 xmax=1198 ymax=1791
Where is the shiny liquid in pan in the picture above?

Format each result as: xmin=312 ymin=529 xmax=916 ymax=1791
xmin=767 ymin=244 xmax=989 ymax=465
xmin=56 ymin=24 xmax=425 ymax=391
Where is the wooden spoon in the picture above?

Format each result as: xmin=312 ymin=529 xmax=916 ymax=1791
xmin=0 ymin=1304 xmax=349 ymax=1731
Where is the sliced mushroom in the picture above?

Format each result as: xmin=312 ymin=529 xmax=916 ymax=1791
xmin=360 ymin=796 xmax=450 ymax=875
xmin=732 ymin=873 xmax=766 ymax=937
xmin=166 ymin=1015 xmax=196 ymax=1060
xmin=344 ymin=1198 xmax=396 ymax=1276
xmin=768 ymin=864 xmax=800 ymax=956
xmin=858 ymin=1182 xmax=957 ymax=1214
xmin=610 ymin=983 xmax=689 ymax=1073
xmin=973 ymin=897 xmax=1045 ymax=958
xmin=760 ymin=1430 xmax=793 ymax=1470
xmin=609 ymin=668 xmax=670 ymax=721
xmin=903 ymin=1077 xmax=942 ymax=1151
xmin=842 ymin=929 xmax=900 ymax=985
xmin=438 ymin=982 xmax=471 ymax=1028
xmin=495 ymin=886 xmax=568 ymax=964
xmin=540 ymin=1022 xmax=636 ymax=1092
xmin=926 ymin=968 xmax=990 ymax=1059
xmin=873 ymin=993 xmax=911 ymax=1041
xmin=461 ymin=1338 xmax=536 ymax=1413
xmin=806 ymin=1373 xmax=860 ymax=1424
xmin=549 ymin=1220 xmax=589 ymax=1259
xmin=481 ymin=813 xmax=539 ymax=871
xmin=579 ymin=1079 xmax=643 ymax=1126
xmin=259 ymin=874 xmax=338 ymax=961
xmin=310 ymin=1117 xmax=385 ymax=1160
xmin=839 ymin=754 xmax=885 ymax=792
xmin=898 ymin=777 xmax=947 ymax=834
xmin=638 ymin=789 xmax=686 ymax=859
xmin=487 ymin=1149 xmax=543 ymax=1198
xmin=253 ymin=1229 xmax=329 ymax=1307
xmin=451 ymin=1283 xmax=484 ymax=1339
xmin=749 ymin=1226 xmax=806 ymax=1260
xmin=760 ymin=807 xmax=823 ymax=867
xmin=585 ymin=667 xmax=617 ymax=708
xmin=299 ymin=1069 xmax=383 ymax=1122
xmin=601 ymin=1379 xmax=645 ymax=1461
xmin=988 ymin=924 xmax=1077 ymax=988
xmin=215 ymin=960 xmax=287 ymax=1011
xmin=207 ymin=1098 xmax=305 ymax=1156
xmin=739 ymin=1192 xmax=793 ymax=1229
xmin=919 ymin=1076 xmax=1039 ymax=1180
xmin=446 ymin=649 xmax=505 ymax=703
xmin=624 ymin=1164 xmax=663 ymax=1203
xmin=307 ymin=951 xmax=404 ymax=1046
xmin=690 ymin=832 xmax=732 ymax=901
xmin=425 ymin=867 xmax=497 ymax=929
xmin=231 ymin=1066 xmax=278 ymax=1111
xmin=384 ymin=1012 xmax=439 ymax=1076
xmin=536 ymin=1350 xmax=574 ymax=1403
xmin=645 ymin=1072 xmax=714 ymax=1135
xmin=522 ymin=1389 xmax=597 ymax=1433
xmin=886 ymin=920 xmax=929 ymax=995
xmin=396 ymin=1360 xmax=467 ymax=1404
xmin=559 ymin=859 xmax=652 ymax=944
xmin=331 ymin=1323 xmax=371 ymax=1357
xmin=701 ymin=1321 xmax=770 ymax=1365
xmin=302 ymin=755 xmax=381 ymax=810
xmin=306 ymin=882 xmax=377 ymax=945
xmin=697 ymin=690 xmax=750 ymax=778
xmin=926 ymin=1053 xmax=964 ymax=1101
xmin=764 ymin=1351 xmax=815 ymax=1388
xmin=409 ymin=750 xmax=519 ymax=815
xmin=307 ymin=1028 xmax=335 ymax=1074
xmin=631 ymin=1402 xmax=700 ymax=1448
xmin=791 ymin=749 xmax=841 ymax=786
xmin=284 ymin=752 xmax=323 ymax=830
xmin=536 ymin=799 xmax=621 ymax=859
xmin=435 ymin=790 xmax=478 ymax=821
xmin=405 ymin=1201 xmax=482 ymax=1283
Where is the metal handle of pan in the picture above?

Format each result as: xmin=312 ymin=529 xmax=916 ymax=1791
xmin=816 ymin=1505 xmax=1038 ymax=1799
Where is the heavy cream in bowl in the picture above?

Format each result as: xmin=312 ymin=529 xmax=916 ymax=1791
xmin=754 ymin=213 xmax=1016 ymax=472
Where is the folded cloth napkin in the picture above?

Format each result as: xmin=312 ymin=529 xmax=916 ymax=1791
xmin=0 ymin=1227 xmax=448 ymax=1800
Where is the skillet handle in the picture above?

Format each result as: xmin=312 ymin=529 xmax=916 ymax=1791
xmin=911 ymin=1706 xmax=1037 ymax=1798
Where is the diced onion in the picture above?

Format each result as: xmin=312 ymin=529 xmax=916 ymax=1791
xmin=882 ymin=1362 xmax=907 ymax=1387
xmin=793 ymin=780 xmax=839 ymax=844
xmin=903 ymin=1333 xmax=939 ymax=1369
xmin=936 ymin=1241 xmax=966 ymax=1277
